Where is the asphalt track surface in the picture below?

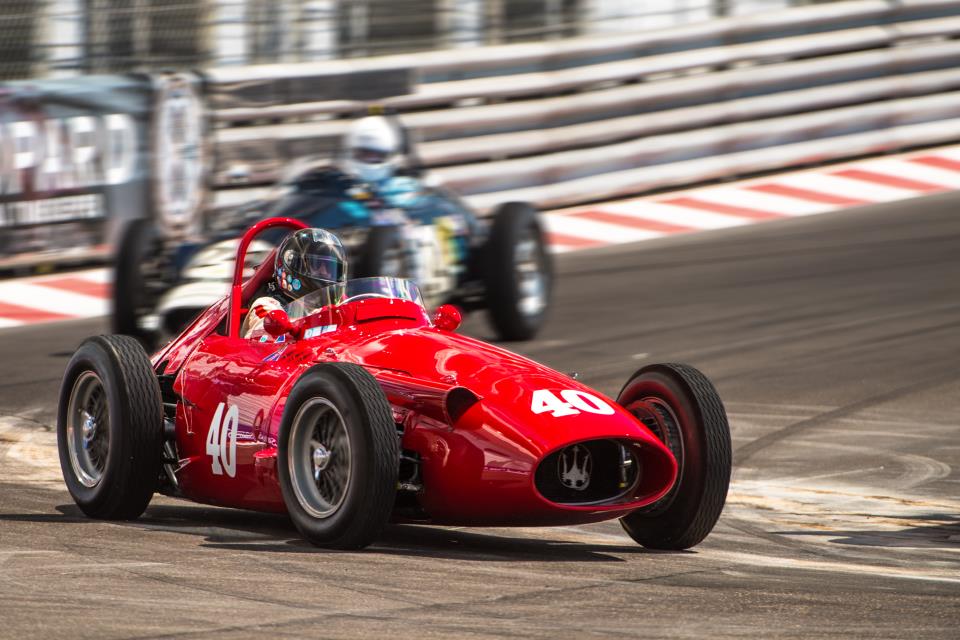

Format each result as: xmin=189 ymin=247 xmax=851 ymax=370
xmin=1 ymin=192 xmax=958 ymax=639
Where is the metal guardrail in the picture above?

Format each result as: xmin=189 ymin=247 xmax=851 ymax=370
xmin=207 ymin=0 xmax=960 ymax=216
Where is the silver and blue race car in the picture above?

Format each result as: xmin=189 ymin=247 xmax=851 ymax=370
xmin=112 ymin=164 xmax=552 ymax=349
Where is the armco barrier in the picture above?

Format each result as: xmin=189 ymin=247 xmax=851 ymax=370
xmin=205 ymin=0 xmax=960 ymax=218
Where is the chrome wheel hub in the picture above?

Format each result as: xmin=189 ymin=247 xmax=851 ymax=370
xmin=312 ymin=443 xmax=331 ymax=478
xmin=288 ymin=398 xmax=352 ymax=519
xmin=66 ymin=371 xmax=110 ymax=488
xmin=515 ymin=238 xmax=545 ymax=317
xmin=81 ymin=411 xmax=97 ymax=450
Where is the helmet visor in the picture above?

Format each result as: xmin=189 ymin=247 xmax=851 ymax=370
xmin=353 ymin=147 xmax=389 ymax=164
xmin=284 ymin=251 xmax=345 ymax=283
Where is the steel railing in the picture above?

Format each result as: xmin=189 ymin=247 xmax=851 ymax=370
xmin=206 ymin=0 xmax=960 ymax=215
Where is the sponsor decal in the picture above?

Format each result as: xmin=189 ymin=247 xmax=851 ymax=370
xmin=303 ymin=324 xmax=337 ymax=339
xmin=0 ymin=194 xmax=103 ymax=228
xmin=0 ymin=112 xmax=137 ymax=230
xmin=152 ymin=73 xmax=206 ymax=236
xmin=0 ymin=113 xmax=137 ymax=199
xmin=262 ymin=344 xmax=288 ymax=362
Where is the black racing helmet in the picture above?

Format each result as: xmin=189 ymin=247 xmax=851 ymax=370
xmin=274 ymin=228 xmax=347 ymax=298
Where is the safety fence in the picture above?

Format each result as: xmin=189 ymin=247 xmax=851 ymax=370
xmin=2 ymin=0 xmax=960 ymax=269
xmin=207 ymin=0 xmax=960 ymax=217
xmin=1 ymin=1 xmax=792 ymax=80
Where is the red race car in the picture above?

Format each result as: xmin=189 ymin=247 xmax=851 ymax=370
xmin=57 ymin=217 xmax=731 ymax=550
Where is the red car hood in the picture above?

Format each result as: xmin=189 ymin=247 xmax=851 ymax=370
xmin=344 ymin=326 xmax=669 ymax=456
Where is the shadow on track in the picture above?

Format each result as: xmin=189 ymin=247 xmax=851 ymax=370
xmin=775 ymin=514 xmax=960 ymax=549
xmin=0 ymin=501 xmax=687 ymax=562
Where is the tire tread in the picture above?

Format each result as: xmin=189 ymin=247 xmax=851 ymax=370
xmin=323 ymin=363 xmax=398 ymax=549
xmin=483 ymin=202 xmax=552 ymax=341
xmin=618 ymin=362 xmax=731 ymax=550
xmin=279 ymin=362 xmax=398 ymax=550
xmin=59 ymin=334 xmax=163 ymax=520
xmin=657 ymin=363 xmax=731 ymax=549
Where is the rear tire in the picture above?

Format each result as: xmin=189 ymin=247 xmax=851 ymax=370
xmin=277 ymin=363 xmax=398 ymax=549
xmin=617 ymin=363 xmax=731 ymax=550
xmin=57 ymin=335 xmax=164 ymax=520
xmin=482 ymin=202 xmax=552 ymax=341
xmin=112 ymin=218 xmax=160 ymax=350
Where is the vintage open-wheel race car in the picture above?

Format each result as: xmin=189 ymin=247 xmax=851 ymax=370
xmin=113 ymin=164 xmax=552 ymax=350
xmin=59 ymin=217 xmax=731 ymax=550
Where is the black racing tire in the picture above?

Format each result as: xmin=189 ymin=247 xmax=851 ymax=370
xmin=482 ymin=202 xmax=553 ymax=341
xmin=617 ymin=363 xmax=731 ymax=550
xmin=277 ymin=363 xmax=398 ymax=550
xmin=112 ymin=218 xmax=159 ymax=350
xmin=57 ymin=335 xmax=164 ymax=520
xmin=354 ymin=225 xmax=406 ymax=279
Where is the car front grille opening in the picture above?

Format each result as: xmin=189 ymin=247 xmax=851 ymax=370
xmin=534 ymin=439 xmax=641 ymax=506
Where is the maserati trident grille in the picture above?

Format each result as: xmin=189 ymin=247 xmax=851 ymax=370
xmin=535 ymin=439 xmax=641 ymax=506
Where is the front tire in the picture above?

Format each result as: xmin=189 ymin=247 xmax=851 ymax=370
xmin=483 ymin=202 xmax=552 ymax=341
xmin=617 ymin=363 xmax=731 ymax=550
xmin=57 ymin=335 xmax=164 ymax=520
xmin=277 ymin=363 xmax=398 ymax=549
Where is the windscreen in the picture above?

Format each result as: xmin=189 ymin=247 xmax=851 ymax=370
xmin=285 ymin=277 xmax=424 ymax=320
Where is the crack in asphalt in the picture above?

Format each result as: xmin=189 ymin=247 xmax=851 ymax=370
xmin=733 ymin=370 xmax=960 ymax=467
xmin=128 ymin=567 xmax=718 ymax=640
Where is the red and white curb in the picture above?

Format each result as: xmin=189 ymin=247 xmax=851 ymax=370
xmin=0 ymin=269 xmax=110 ymax=328
xmin=545 ymin=144 xmax=960 ymax=252
xmin=2 ymin=144 xmax=960 ymax=328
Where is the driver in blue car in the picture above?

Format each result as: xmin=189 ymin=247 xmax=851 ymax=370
xmin=243 ymin=228 xmax=347 ymax=339
xmin=342 ymin=115 xmax=423 ymax=215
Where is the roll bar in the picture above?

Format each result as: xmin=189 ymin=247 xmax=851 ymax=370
xmin=228 ymin=217 xmax=309 ymax=338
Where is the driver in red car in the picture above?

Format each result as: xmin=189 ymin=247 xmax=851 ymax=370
xmin=242 ymin=228 xmax=348 ymax=339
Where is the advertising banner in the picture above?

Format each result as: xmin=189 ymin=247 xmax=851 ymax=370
xmin=0 ymin=75 xmax=153 ymax=270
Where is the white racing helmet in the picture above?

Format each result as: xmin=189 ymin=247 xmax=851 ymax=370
xmin=343 ymin=116 xmax=401 ymax=184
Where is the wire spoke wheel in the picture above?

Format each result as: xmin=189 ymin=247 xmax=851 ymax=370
xmin=514 ymin=236 xmax=546 ymax=318
xmin=289 ymin=398 xmax=352 ymax=519
xmin=277 ymin=363 xmax=398 ymax=549
xmin=617 ymin=363 xmax=731 ymax=550
xmin=623 ymin=396 xmax=684 ymax=515
xmin=57 ymin=335 xmax=163 ymax=520
xmin=66 ymin=371 xmax=111 ymax=488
